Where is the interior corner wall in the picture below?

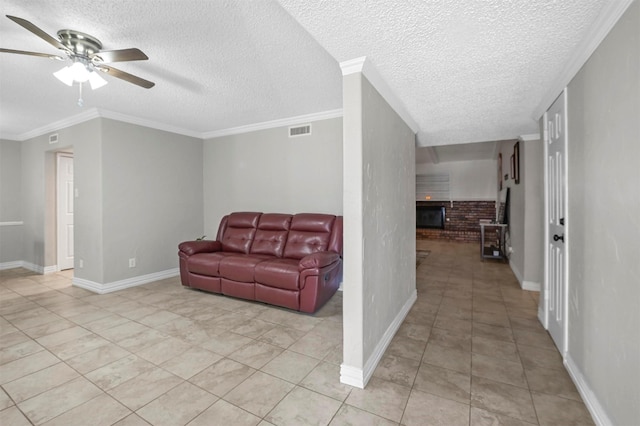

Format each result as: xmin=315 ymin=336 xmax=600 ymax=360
xmin=341 ymin=70 xmax=416 ymax=387
xmin=19 ymin=119 xmax=104 ymax=280
xmin=0 ymin=139 xmax=23 ymax=264
xmin=202 ymin=116 xmax=343 ymax=236
xmin=522 ymin=138 xmax=543 ymax=287
xmin=101 ymin=119 xmax=204 ymax=283
xmin=498 ymin=140 xmax=525 ymax=282
xmin=564 ymin=2 xmax=639 ymax=424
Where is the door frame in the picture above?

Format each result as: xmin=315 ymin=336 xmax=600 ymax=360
xmin=540 ymin=88 xmax=569 ymax=356
xmin=56 ymin=152 xmax=74 ymax=271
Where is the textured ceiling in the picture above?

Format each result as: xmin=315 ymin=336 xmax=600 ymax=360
xmin=0 ymin=0 xmax=342 ymax=138
xmin=0 ymin=0 xmax=611 ymax=155
xmin=277 ymin=0 xmax=608 ymax=147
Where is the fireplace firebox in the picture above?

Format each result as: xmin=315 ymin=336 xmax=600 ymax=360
xmin=416 ymin=205 xmax=446 ymax=229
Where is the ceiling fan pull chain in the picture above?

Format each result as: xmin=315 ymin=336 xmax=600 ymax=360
xmin=77 ymin=82 xmax=84 ymax=107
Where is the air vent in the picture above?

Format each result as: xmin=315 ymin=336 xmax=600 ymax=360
xmin=289 ymin=124 xmax=311 ymax=137
xmin=49 ymin=133 xmax=59 ymax=144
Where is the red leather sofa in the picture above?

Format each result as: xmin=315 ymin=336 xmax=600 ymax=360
xmin=178 ymin=212 xmax=343 ymax=313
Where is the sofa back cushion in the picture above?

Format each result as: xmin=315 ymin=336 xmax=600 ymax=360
xmin=283 ymin=214 xmax=336 ymax=259
xmin=250 ymin=214 xmax=292 ymax=257
xmin=219 ymin=212 xmax=261 ymax=253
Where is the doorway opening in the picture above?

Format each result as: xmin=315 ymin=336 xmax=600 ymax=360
xmin=56 ymin=152 xmax=74 ymax=271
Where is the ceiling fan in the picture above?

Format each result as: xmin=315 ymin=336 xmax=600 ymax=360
xmin=0 ymin=15 xmax=155 ymax=95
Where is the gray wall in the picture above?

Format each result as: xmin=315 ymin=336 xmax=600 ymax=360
xmin=565 ymin=2 xmax=639 ymax=424
xmin=415 ymin=159 xmax=497 ymax=201
xmin=342 ymin=70 xmax=416 ymax=386
xmin=202 ymin=117 xmax=343 ymax=236
xmin=522 ymin=139 xmax=543 ymax=286
xmin=15 ymin=118 xmax=203 ymax=284
xmin=0 ymin=139 xmax=23 ymax=263
xmin=361 ymin=76 xmax=416 ymax=359
xmin=498 ymin=138 xmax=544 ymax=289
xmin=20 ymin=120 xmax=102 ymax=275
xmin=100 ymin=119 xmax=204 ymax=283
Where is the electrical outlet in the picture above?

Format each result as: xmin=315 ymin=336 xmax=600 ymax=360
xmin=78 ymin=259 xmax=84 ymax=268
xmin=129 ymin=258 xmax=136 ymax=268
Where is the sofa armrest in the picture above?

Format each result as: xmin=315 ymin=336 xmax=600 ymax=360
xmin=178 ymin=240 xmax=221 ymax=256
xmin=299 ymin=252 xmax=340 ymax=271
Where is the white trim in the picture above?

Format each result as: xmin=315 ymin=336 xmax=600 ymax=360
xmin=340 ymin=289 xmax=417 ymax=388
xmin=509 ymin=257 xmax=541 ymax=292
xmin=522 ymin=281 xmax=541 ymax=292
xmin=99 ymin=109 xmax=202 ymax=138
xmin=21 ymin=261 xmax=44 ymax=274
xmin=0 ymin=221 xmax=23 ymax=226
xmin=0 ymin=260 xmax=57 ymax=274
xmin=532 ymin=0 xmax=634 ymax=120
xmin=203 ymin=109 xmax=343 ymax=139
xmin=565 ymin=354 xmax=612 ymax=426
xmin=340 ymin=56 xmax=419 ymax=134
xmin=339 ymin=364 xmax=364 ymax=388
xmin=0 ymin=261 xmax=23 ymax=270
xmin=73 ymin=268 xmax=179 ymax=294
xmin=17 ymin=109 xmax=101 ymax=141
xmin=518 ymin=133 xmax=541 ymax=142
xmin=44 ymin=265 xmax=58 ymax=274
xmin=4 ymin=107 xmax=343 ymax=142
xmin=509 ymin=259 xmax=524 ymax=285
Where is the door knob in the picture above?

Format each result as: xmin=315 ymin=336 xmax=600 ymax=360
xmin=553 ymin=234 xmax=564 ymax=242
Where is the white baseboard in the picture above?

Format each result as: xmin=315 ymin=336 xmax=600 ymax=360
xmin=522 ymin=280 xmax=541 ymax=292
xmin=44 ymin=265 xmax=58 ymax=274
xmin=0 ymin=261 xmax=24 ymax=271
xmin=73 ymin=268 xmax=179 ymax=294
xmin=508 ymin=260 xmax=540 ymax=292
xmin=0 ymin=261 xmax=59 ymax=274
xmin=509 ymin=259 xmax=524 ymax=285
xmin=565 ymin=354 xmax=612 ymax=426
xmin=340 ymin=289 xmax=417 ymax=388
xmin=339 ymin=364 xmax=364 ymax=388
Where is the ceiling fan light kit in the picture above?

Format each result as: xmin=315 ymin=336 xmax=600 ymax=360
xmin=0 ymin=14 xmax=154 ymax=106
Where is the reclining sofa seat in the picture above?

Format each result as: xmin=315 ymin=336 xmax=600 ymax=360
xmin=178 ymin=212 xmax=343 ymax=313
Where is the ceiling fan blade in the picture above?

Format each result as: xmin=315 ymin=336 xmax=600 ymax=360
xmin=91 ymin=48 xmax=148 ymax=63
xmin=97 ymin=65 xmax=155 ymax=89
xmin=6 ymin=15 xmax=69 ymax=52
xmin=0 ymin=48 xmax=64 ymax=60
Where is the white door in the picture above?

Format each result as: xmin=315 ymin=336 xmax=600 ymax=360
xmin=57 ymin=153 xmax=74 ymax=270
xmin=544 ymin=90 xmax=568 ymax=355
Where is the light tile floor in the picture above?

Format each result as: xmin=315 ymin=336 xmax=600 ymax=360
xmin=0 ymin=240 xmax=594 ymax=425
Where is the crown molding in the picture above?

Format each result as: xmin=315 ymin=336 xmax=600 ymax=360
xmin=340 ymin=56 xmax=419 ymax=134
xmin=97 ymin=109 xmax=202 ymax=139
xmin=532 ymin=0 xmax=635 ymax=120
xmin=13 ymin=108 xmax=102 ymax=141
xmin=202 ymin=109 xmax=343 ymax=139
xmin=4 ymin=108 xmax=343 ymax=142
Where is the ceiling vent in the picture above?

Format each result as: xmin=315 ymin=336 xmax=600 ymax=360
xmin=289 ymin=124 xmax=311 ymax=137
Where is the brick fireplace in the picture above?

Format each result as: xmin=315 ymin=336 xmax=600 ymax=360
xmin=416 ymin=200 xmax=496 ymax=243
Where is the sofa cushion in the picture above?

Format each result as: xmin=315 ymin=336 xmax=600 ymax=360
xmin=254 ymin=258 xmax=300 ymax=290
xmin=220 ymin=212 xmax=261 ymax=253
xmin=283 ymin=214 xmax=335 ymax=260
xmin=187 ymin=252 xmax=236 ymax=276
xmin=250 ymin=214 xmax=292 ymax=257
xmin=219 ymin=254 xmax=271 ymax=282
